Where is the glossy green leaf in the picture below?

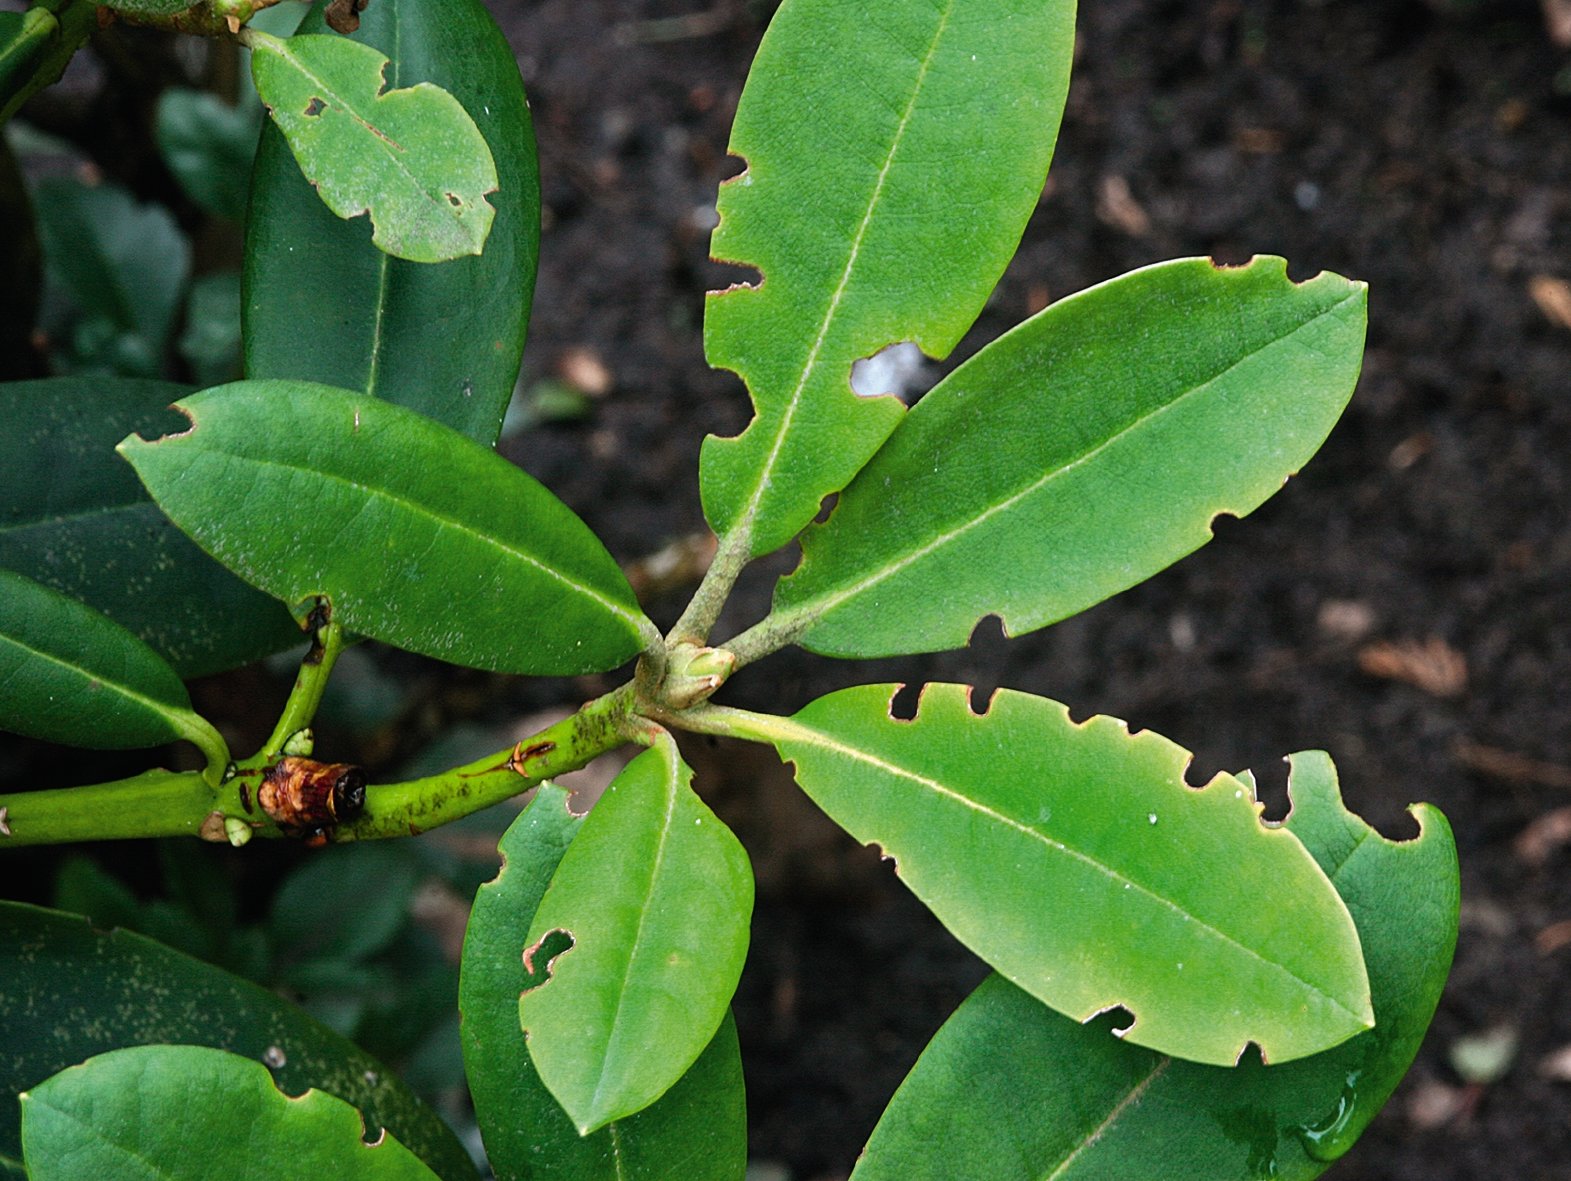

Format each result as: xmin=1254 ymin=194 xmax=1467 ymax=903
xmin=248 ymin=30 xmax=495 ymax=263
xmin=700 ymin=0 xmax=1076 ymax=557
xmin=21 ymin=1045 xmax=439 ymax=1180
xmin=0 ymin=568 xmax=225 ymax=763
xmin=0 ymin=901 xmax=475 ymax=1181
xmin=0 ymin=377 xmax=300 ymax=677
xmin=852 ymin=753 xmax=1459 ymax=1180
xmin=734 ymin=684 xmax=1371 ymax=1066
xmin=33 ymin=177 xmax=189 ymax=375
xmin=156 ymin=87 xmax=263 ymax=221
xmin=118 ymin=381 xmax=654 ymax=675
xmin=520 ymin=739 xmax=754 ymax=1134
xmin=461 ymin=786 xmax=748 ymax=1180
xmin=772 ymin=256 xmax=1368 ymax=657
xmin=244 ymin=0 xmax=539 ymax=443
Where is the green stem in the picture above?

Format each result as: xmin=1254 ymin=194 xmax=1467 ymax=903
xmin=0 ymin=685 xmax=640 ymax=848
xmin=331 ymin=683 xmax=638 ymax=842
xmin=661 ymin=699 xmax=797 ymax=746
xmin=667 ymin=528 xmax=751 ymax=645
xmin=719 ymin=604 xmax=812 ymax=671
xmin=0 ymin=768 xmax=214 ymax=846
xmin=259 ymin=601 xmax=345 ymax=760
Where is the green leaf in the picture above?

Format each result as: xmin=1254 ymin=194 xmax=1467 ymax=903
xmin=178 ymin=270 xmax=244 ymax=386
xmin=733 ymin=684 xmax=1371 ymax=1066
xmin=520 ymin=740 xmax=753 ymax=1134
xmin=0 ymin=568 xmax=225 ymax=763
xmin=773 ymin=256 xmax=1367 ymax=656
xmin=21 ymin=1045 xmax=440 ymax=1180
xmin=851 ymin=753 xmax=1459 ymax=1181
xmin=270 ymin=843 xmax=420 ymax=967
xmin=0 ymin=376 xmax=301 ymax=677
xmin=248 ymin=29 xmax=496 ymax=263
xmin=33 ymin=177 xmax=189 ymax=374
xmin=244 ymin=0 xmax=539 ymax=444
xmin=461 ymin=786 xmax=749 ymax=1180
xmin=0 ymin=901 xmax=475 ymax=1181
xmin=700 ymin=0 xmax=1076 ymax=557
xmin=117 ymin=381 xmax=653 ymax=674
xmin=0 ymin=129 xmax=41 ymax=381
xmin=156 ymin=87 xmax=263 ymax=221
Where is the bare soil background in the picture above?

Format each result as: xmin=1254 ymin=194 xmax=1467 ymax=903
xmin=491 ymin=1 xmax=1571 ymax=1176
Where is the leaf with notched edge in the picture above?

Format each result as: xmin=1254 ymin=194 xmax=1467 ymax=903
xmin=731 ymin=684 xmax=1372 ymax=1067
xmin=772 ymin=256 xmax=1367 ymax=658
xmin=852 ymin=753 xmax=1459 ymax=1181
xmin=461 ymin=786 xmax=748 ymax=1180
xmin=21 ymin=1046 xmax=439 ymax=1180
xmin=699 ymin=0 xmax=1076 ymax=557
xmin=519 ymin=739 xmax=753 ymax=1134
xmin=118 ymin=381 xmax=655 ymax=676
xmin=244 ymin=0 xmax=540 ymax=444
xmin=249 ymin=29 xmax=497 ymax=263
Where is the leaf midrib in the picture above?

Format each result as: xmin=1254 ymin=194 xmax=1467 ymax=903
xmin=587 ymin=746 xmax=682 ymax=1122
xmin=0 ymin=628 xmax=186 ymax=731
xmin=777 ymin=714 xmax=1366 ymax=1027
xmin=787 ymin=288 xmax=1363 ymax=624
xmin=730 ymin=0 xmax=955 ymax=543
xmin=183 ymin=444 xmax=646 ymax=636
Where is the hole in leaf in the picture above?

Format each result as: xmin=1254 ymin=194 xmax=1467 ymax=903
xmin=707 ymin=259 xmax=763 ymax=292
xmin=814 ymin=492 xmax=838 ymax=524
xmin=446 ymin=192 xmax=462 ymax=208
xmin=719 ymin=151 xmax=748 ymax=182
xmin=1208 ymin=509 xmax=1244 ymax=539
xmin=1087 ymin=1004 xmax=1137 ymax=1039
xmin=521 ymin=928 xmax=574 ymax=991
xmin=849 ymin=341 xmax=932 ymax=402
xmin=965 ymin=614 xmax=1008 ymax=712
xmin=888 ymin=682 xmax=921 ymax=721
xmin=967 ymin=684 xmax=997 ymax=716
xmin=304 ymin=96 xmax=327 ymax=118
xmin=1241 ymin=1039 xmax=1268 ymax=1067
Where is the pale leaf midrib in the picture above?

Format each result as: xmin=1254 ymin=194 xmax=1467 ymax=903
xmin=1039 ymin=1056 xmax=1172 ymax=1181
xmin=187 ymin=447 xmax=644 ymax=633
xmin=777 ymin=715 xmax=1365 ymax=1027
xmin=731 ymin=0 xmax=956 ymax=541
xmin=789 ymin=290 xmax=1362 ymax=623
xmin=588 ymin=748 xmax=682 ymax=1120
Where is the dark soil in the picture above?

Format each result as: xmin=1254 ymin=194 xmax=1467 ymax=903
xmin=493 ymin=1 xmax=1571 ymax=1177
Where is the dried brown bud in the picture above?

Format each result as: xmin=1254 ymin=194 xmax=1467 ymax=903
xmin=258 ymin=757 xmax=367 ymax=835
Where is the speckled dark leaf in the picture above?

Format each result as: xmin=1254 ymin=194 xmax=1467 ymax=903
xmin=0 ymin=902 xmax=475 ymax=1181
xmin=0 ymin=377 xmax=299 ymax=677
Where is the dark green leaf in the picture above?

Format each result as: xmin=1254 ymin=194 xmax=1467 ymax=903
xmin=520 ymin=740 xmax=754 ymax=1133
xmin=21 ymin=1045 xmax=440 ymax=1180
xmin=0 ymin=376 xmax=300 ymax=677
xmin=734 ymin=684 xmax=1370 ymax=1066
xmin=0 ymin=901 xmax=476 ymax=1181
xmin=244 ymin=0 xmax=539 ymax=443
xmin=0 ymin=131 xmax=42 ymax=381
xmin=33 ymin=177 xmax=189 ymax=372
xmin=700 ymin=0 xmax=1076 ymax=556
xmin=270 ymin=843 xmax=420 ymax=966
xmin=852 ymin=753 xmax=1459 ymax=1180
xmin=461 ymin=785 xmax=749 ymax=1180
xmin=118 ymin=381 xmax=655 ymax=674
xmin=156 ymin=88 xmax=263 ymax=221
xmin=178 ymin=271 xmax=244 ymax=386
xmin=0 ymin=568 xmax=225 ymax=763
xmin=774 ymin=257 xmax=1367 ymax=656
xmin=248 ymin=30 xmax=495 ymax=262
